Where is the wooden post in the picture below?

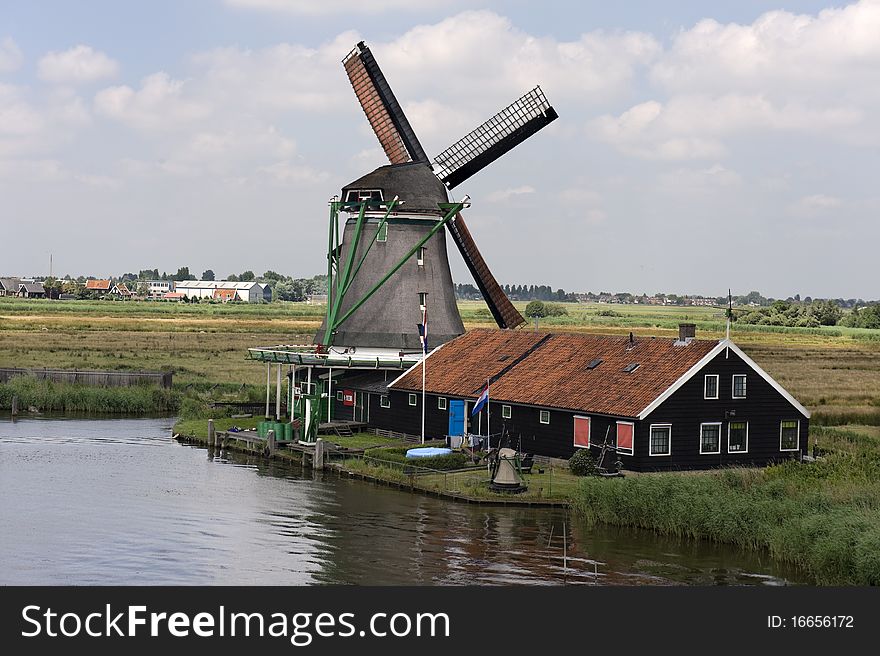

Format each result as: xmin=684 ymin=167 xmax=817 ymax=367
xmin=267 ymin=429 xmax=276 ymax=457
xmin=208 ymin=419 xmax=215 ymax=448
xmin=11 ymin=395 xmax=19 ymax=416
xmin=314 ymin=438 xmax=324 ymax=470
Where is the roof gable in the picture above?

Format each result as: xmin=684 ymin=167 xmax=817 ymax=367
xmin=635 ymin=340 xmax=810 ymax=419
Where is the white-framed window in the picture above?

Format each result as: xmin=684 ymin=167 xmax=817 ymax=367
xmin=728 ymin=421 xmax=749 ymax=453
xmin=616 ymin=421 xmax=634 ymax=455
xmin=704 ymin=374 xmax=719 ymax=400
xmin=408 ymin=393 xmax=417 ymax=406
xmin=649 ymin=424 xmax=672 ymax=456
xmin=336 ymin=390 xmax=343 ymax=401
xmin=539 ymin=410 xmax=550 ymax=424
xmin=699 ymin=422 xmax=722 ymax=454
xmin=502 ymin=405 xmax=512 ymax=419
xmin=438 ymin=397 xmax=447 ymax=410
xmin=417 ymin=246 xmax=427 ymax=267
xmin=377 ymin=222 xmax=388 ymax=242
xmin=780 ymin=420 xmax=800 ymax=451
xmin=573 ymin=416 xmax=591 ymax=448
xmin=418 ymin=292 xmax=427 ymax=307
xmin=732 ymin=374 xmax=747 ymax=399
xmin=380 ymin=395 xmax=390 ymax=408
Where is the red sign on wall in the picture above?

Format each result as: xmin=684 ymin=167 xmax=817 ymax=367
xmin=343 ymin=390 xmax=355 ymax=407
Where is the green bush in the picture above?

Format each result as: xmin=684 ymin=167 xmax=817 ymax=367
xmin=568 ymin=449 xmax=598 ymax=476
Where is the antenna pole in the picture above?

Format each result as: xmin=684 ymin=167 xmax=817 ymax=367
xmin=726 ymin=288 xmax=732 ymax=358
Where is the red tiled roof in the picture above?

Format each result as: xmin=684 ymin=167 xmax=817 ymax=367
xmin=213 ymin=288 xmax=237 ymax=300
xmin=85 ymin=279 xmax=111 ymax=290
xmin=163 ymin=292 xmax=185 ymax=299
xmin=390 ymin=329 xmax=719 ymax=418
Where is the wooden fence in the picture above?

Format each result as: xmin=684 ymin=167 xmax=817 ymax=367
xmin=0 ymin=368 xmax=172 ymax=389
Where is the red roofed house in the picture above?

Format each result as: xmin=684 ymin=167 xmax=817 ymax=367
xmin=213 ymin=288 xmax=238 ymax=302
xmin=85 ymin=279 xmax=112 ymax=293
xmin=351 ymin=325 xmax=812 ymax=472
xmin=110 ymin=283 xmax=133 ymax=298
xmin=162 ymin=292 xmax=185 ymax=301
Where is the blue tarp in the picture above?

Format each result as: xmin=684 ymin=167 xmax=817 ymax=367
xmin=405 ymin=447 xmax=452 ymax=458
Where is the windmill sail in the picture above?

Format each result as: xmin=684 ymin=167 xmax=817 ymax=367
xmin=343 ymin=42 xmax=428 ymax=164
xmin=433 ymin=87 xmax=557 ymax=189
xmin=447 ymin=212 xmax=525 ymax=329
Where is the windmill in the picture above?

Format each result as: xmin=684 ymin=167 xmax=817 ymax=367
xmin=316 ymin=41 xmax=558 ymax=353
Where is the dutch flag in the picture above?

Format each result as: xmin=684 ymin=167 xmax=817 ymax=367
xmin=471 ymin=382 xmax=489 ymax=416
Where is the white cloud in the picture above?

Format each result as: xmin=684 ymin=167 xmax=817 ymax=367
xmin=0 ymin=37 xmax=23 ymax=73
xmin=657 ymin=164 xmax=742 ymax=193
xmin=652 ymin=1 xmax=880 ymax=97
xmin=38 ymin=45 xmax=119 ymax=84
xmin=589 ymin=94 xmax=863 ymax=160
xmin=486 ymin=185 xmax=535 ymax=203
xmin=95 ymin=72 xmax=211 ymax=130
xmin=788 ymin=193 xmax=843 ymax=216
xmin=224 ymin=0 xmax=447 ymax=14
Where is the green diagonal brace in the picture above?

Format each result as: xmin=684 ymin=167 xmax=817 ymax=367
xmin=327 ymin=201 xmax=466 ymax=337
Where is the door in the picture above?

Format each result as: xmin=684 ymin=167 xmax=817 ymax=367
xmin=448 ymin=400 xmax=465 ymax=436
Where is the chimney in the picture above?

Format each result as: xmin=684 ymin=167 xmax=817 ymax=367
xmin=678 ymin=323 xmax=696 ymax=343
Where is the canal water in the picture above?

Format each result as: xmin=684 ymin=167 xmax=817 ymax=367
xmin=0 ymin=417 xmax=805 ymax=585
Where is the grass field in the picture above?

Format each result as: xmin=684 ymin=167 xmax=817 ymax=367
xmin=2 ymin=297 xmax=878 ymax=423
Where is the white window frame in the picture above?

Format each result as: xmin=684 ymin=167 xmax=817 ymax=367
xmin=732 ymin=374 xmax=747 ymax=399
xmin=727 ymin=421 xmax=749 ymax=453
xmin=501 ymin=405 xmax=512 ymax=419
xmin=539 ymin=410 xmax=550 ymax=425
xmin=417 ymin=246 xmax=426 ymax=267
xmin=699 ymin=422 xmax=722 ymax=455
xmin=616 ymin=420 xmax=634 ymax=455
xmin=780 ymin=420 xmax=800 ymax=452
xmin=648 ymin=423 xmax=672 ymax=456
xmin=336 ymin=390 xmax=343 ymax=401
xmin=418 ymin=292 xmax=427 ymax=307
xmin=704 ymin=374 xmax=719 ymax=400
xmin=408 ymin=393 xmax=417 ymax=406
xmin=438 ymin=397 xmax=447 ymax=410
xmin=379 ymin=395 xmax=390 ymax=408
xmin=376 ymin=222 xmax=388 ymax=243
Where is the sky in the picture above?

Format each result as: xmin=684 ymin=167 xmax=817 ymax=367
xmin=1 ymin=0 xmax=878 ymax=299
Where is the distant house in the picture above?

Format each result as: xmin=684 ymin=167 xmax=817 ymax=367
xmin=162 ymin=292 xmax=186 ymax=301
xmin=110 ymin=283 xmax=134 ymax=298
xmin=0 ymin=277 xmax=22 ymax=297
xmin=213 ymin=288 xmax=238 ymax=303
xmin=174 ymin=280 xmax=266 ymax=303
xmin=145 ymin=280 xmax=175 ymax=298
xmin=18 ymin=281 xmax=46 ymax=298
xmin=307 ymin=293 xmax=328 ymax=304
xmin=85 ymin=279 xmax=112 ymax=293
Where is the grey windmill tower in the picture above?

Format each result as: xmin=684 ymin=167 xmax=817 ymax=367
xmin=316 ymin=41 xmax=557 ymax=354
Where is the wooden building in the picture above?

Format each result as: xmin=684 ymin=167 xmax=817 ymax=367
xmin=341 ymin=326 xmax=812 ymax=471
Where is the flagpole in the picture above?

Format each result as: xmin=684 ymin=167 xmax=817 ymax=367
xmin=421 ymin=350 xmax=426 ymax=444
xmin=486 ymin=377 xmax=490 ymax=450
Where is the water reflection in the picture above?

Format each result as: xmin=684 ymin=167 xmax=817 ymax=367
xmin=0 ymin=417 xmax=804 ymax=585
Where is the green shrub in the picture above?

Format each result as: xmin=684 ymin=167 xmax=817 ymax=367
xmin=364 ymin=446 xmax=469 ymax=471
xmin=568 ymin=448 xmax=598 ymax=476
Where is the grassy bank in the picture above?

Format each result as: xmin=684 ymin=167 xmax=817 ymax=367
xmin=0 ymin=376 xmax=181 ymax=414
xmin=571 ymin=425 xmax=880 ymax=585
